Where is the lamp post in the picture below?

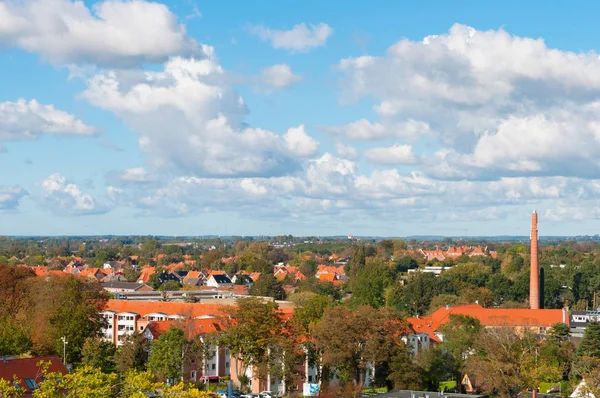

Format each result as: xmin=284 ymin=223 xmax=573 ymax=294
xmin=60 ymin=336 xmax=68 ymax=365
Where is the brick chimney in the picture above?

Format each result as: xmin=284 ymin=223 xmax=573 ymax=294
xmin=530 ymin=211 xmax=540 ymax=310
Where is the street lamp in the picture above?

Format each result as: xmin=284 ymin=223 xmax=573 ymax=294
xmin=60 ymin=336 xmax=68 ymax=365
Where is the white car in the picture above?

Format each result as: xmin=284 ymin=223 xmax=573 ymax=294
xmin=260 ymin=392 xmax=278 ymax=398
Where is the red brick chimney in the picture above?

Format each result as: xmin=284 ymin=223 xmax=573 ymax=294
xmin=530 ymin=211 xmax=539 ymax=310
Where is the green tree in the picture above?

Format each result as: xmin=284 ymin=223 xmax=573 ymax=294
xmin=219 ymin=297 xmax=282 ymax=387
xmin=114 ymin=333 xmax=149 ymax=374
xmin=148 ymin=327 xmax=188 ymax=381
xmin=351 ymin=259 xmax=393 ymax=308
xmin=439 ymin=315 xmax=482 ymax=391
xmin=345 ymin=245 xmax=366 ymax=279
xmin=249 ymin=273 xmax=285 ymax=299
xmin=578 ymin=321 xmax=600 ymax=358
xmin=466 ymin=327 xmax=546 ymax=398
xmin=159 ymin=280 xmax=181 ymax=291
xmin=81 ymin=337 xmax=116 ymax=374
xmin=27 ymin=275 xmax=108 ymax=364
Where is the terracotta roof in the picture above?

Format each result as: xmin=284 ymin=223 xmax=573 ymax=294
xmin=183 ymin=271 xmax=203 ymax=284
xmin=0 ymin=356 xmax=67 ymax=392
xmin=137 ymin=267 xmax=155 ymax=283
xmin=407 ymin=304 xmax=567 ymax=342
xmin=146 ymin=318 xmax=223 ymax=340
xmin=105 ymin=300 xmax=231 ymax=319
xmin=249 ymin=272 xmax=261 ymax=281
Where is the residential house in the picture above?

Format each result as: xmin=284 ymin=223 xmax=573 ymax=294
xmin=206 ymin=274 xmax=233 ymax=288
xmin=0 ymin=356 xmax=67 ymax=396
xmin=101 ymin=282 xmax=154 ymax=293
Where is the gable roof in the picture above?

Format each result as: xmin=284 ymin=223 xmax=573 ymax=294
xmin=209 ymin=274 xmax=232 ymax=284
xmin=0 ymin=356 xmax=67 ymax=392
xmin=407 ymin=303 xmax=567 ymax=342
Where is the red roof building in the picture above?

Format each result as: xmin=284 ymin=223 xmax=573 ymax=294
xmin=0 ymin=356 xmax=67 ymax=395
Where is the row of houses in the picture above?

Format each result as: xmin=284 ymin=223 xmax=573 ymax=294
xmin=417 ymin=246 xmax=498 ymax=262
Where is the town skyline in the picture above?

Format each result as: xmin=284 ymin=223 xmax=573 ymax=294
xmin=3 ymin=1 xmax=600 ymax=236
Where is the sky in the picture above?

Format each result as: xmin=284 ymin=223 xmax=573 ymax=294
xmin=2 ymin=1 xmax=600 ymax=237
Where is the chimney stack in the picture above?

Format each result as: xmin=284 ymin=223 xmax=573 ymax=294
xmin=530 ymin=211 xmax=540 ymax=310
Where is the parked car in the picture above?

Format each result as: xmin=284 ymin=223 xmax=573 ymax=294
xmin=260 ymin=392 xmax=278 ymax=398
xmin=241 ymin=394 xmax=262 ymax=398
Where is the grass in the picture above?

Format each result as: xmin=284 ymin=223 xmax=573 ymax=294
xmin=539 ymin=381 xmax=568 ymax=395
xmin=439 ymin=381 xmax=457 ymax=391
xmin=362 ymin=387 xmax=388 ymax=394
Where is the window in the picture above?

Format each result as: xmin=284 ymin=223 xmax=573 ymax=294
xmin=308 ymin=375 xmax=312 ymax=382
xmin=24 ymin=379 xmax=39 ymax=390
xmin=225 ymin=362 xmax=229 ymax=368
xmin=211 ymin=364 xmax=216 ymax=370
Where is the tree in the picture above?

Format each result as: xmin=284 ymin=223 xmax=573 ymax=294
xmin=114 ymin=333 xmax=149 ymax=374
xmin=578 ymin=321 xmax=600 ymax=358
xmin=388 ymin=344 xmax=423 ymax=390
xmin=148 ymin=327 xmax=189 ymax=381
xmin=124 ymin=269 xmax=141 ymax=283
xmin=312 ymin=306 xmax=408 ymax=386
xmin=159 ymin=280 xmax=181 ymax=291
xmin=345 ymin=245 xmax=366 ymax=279
xmin=351 ymin=259 xmax=393 ymax=308
xmin=27 ymin=274 xmax=108 ymax=364
xmin=466 ymin=327 xmax=544 ymax=398
xmin=395 ymin=256 xmax=418 ymax=273
xmin=81 ymin=338 xmax=116 ymax=374
xmin=147 ymin=326 xmax=205 ymax=383
xmin=439 ymin=315 xmax=482 ymax=391
xmin=218 ymin=298 xmax=282 ymax=387
xmin=249 ymin=273 xmax=285 ymax=299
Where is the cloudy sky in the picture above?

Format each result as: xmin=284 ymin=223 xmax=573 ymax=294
xmin=1 ymin=0 xmax=600 ymax=236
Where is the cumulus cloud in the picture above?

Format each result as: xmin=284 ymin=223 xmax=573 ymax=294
xmin=0 ymin=186 xmax=28 ymax=210
xmin=0 ymin=0 xmax=200 ymax=66
xmin=365 ymin=144 xmax=418 ymax=165
xmin=322 ymin=119 xmax=428 ymax=141
xmin=119 ymin=167 xmax=156 ymax=182
xmin=108 ymin=153 xmax=600 ymax=225
xmin=0 ymin=98 xmax=95 ymax=141
xmin=249 ymin=23 xmax=332 ymax=52
xmin=40 ymin=173 xmax=108 ymax=215
xmin=336 ymin=143 xmax=359 ymax=160
xmin=339 ymin=24 xmax=600 ymax=179
xmin=260 ymin=64 xmax=302 ymax=88
xmin=81 ymin=54 xmax=318 ymax=177
xmin=283 ymin=125 xmax=319 ymax=157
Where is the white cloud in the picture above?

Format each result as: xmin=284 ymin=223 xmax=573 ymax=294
xmin=336 ymin=143 xmax=359 ymax=160
xmin=81 ymin=55 xmax=318 ymax=177
xmin=0 ymin=98 xmax=95 ymax=141
xmin=249 ymin=23 xmax=332 ymax=52
xmin=40 ymin=174 xmax=108 ymax=215
xmin=365 ymin=144 xmax=418 ymax=165
xmin=0 ymin=0 xmax=200 ymax=66
xmin=0 ymin=186 xmax=28 ymax=210
xmin=338 ymin=24 xmax=600 ymax=179
xmin=322 ymin=119 xmax=428 ymax=141
xmin=283 ymin=125 xmax=319 ymax=157
xmin=261 ymin=64 xmax=302 ymax=88
xmin=119 ymin=167 xmax=156 ymax=182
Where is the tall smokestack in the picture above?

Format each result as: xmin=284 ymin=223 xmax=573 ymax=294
xmin=530 ymin=211 xmax=540 ymax=310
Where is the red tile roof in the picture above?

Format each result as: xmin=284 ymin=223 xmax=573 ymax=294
xmin=407 ymin=304 xmax=567 ymax=342
xmin=0 ymin=356 xmax=67 ymax=392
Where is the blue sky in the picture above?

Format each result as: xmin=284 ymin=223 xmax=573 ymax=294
xmin=2 ymin=0 xmax=600 ymax=236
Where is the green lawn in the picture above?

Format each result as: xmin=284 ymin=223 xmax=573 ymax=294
xmin=439 ymin=381 xmax=457 ymax=391
xmin=539 ymin=381 xmax=568 ymax=394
